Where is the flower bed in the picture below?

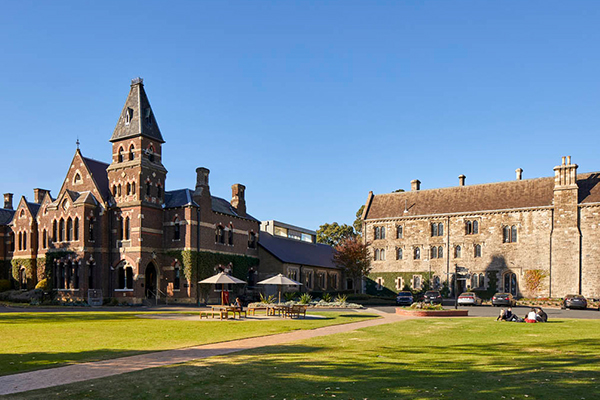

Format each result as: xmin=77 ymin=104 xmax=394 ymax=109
xmin=248 ymin=301 xmax=363 ymax=309
xmin=396 ymin=307 xmax=469 ymax=317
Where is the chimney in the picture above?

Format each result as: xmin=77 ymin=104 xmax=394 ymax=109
xmin=458 ymin=175 xmax=466 ymax=186
xmin=3 ymin=193 xmax=13 ymax=210
xmin=193 ymin=167 xmax=211 ymax=203
xmin=33 ymin=188 xmax=49 ymax=204
xmin=516 ymin=168 xmax=523 ymax=180
xmin=554 ymin=155 xmax=578 ymax=189
xmin=411 ymin=179 xmax=421 ymax=191
xmin=231 ymin=184 xmax=246 ymax=217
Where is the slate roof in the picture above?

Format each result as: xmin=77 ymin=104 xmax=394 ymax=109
xmin=164 ymin=188 xmax=259 ymax=222
xmin=259 ymin=231 xmax=338 ymax=269
xmin=26 ymin=202 xmax=41 ymax=217
xmin=110 ymin=79 xmax=164 ymax=143
xmin=82 ymin=156 xmax=111 ymax=201
xmin=0 ymin=208 xmax=14 ymax=225
xmin=364 ymin=172 xmax=600 ymax=220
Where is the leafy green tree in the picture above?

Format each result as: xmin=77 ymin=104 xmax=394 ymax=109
xmin=354 ymin=205 xmax=365 ymax=235
xmin=316 ymin=222 xmax=356 ymax=246
xmin=333 ymin=237 xmax=371 ymax=293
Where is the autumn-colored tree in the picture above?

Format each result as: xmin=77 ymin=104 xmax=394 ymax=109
xmin=333 ymin=237 xmax=372 ymax=293
xmin=316 ymin=222 xmax=356 ymax=247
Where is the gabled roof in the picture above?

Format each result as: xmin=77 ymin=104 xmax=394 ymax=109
xmin=259 ymin=231 xmax=338 ymax=269
xmin=0 ymin=208 xmax=14 ymax=225
xmin=364 ymin=172 xmax=600 ymax=220
xmin=110 ymin=78 xmax=164 ymax=143
xmin=163 ymin=188 xmax=259 ymax=222
xmin=81 ymin=156 xmax=110 ymax=201
xmin=26 ymin=202 xmax=41 ymax=217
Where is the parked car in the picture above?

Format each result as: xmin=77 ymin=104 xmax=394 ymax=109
xmin=396 ymin=291 xmax=414 ymax=306
xmin=563 ymin=294 xmax=588 ymax=310
xmin=492 ymin=292 xmax=516 ymax=307
xmin=457 ymin=292 xmax=483 ymax=306
xmin=423 ymin=290 xmax=443 ymax=305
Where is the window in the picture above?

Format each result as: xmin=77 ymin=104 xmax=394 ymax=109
xmin=431 ymin=247 xmax=437 ymax=259
xmin=503 ymin=272 xmax=518 ymax=296
xmin=173 ymin=218 xmax=181 ymax=241
xmin=52 ymin=220 xmax=57 ymax=242
xmin=124 ymin=217 xmax=130 ymax=240
xmin=432 ymin=276 xmax=441 ymax=289
xmin=376 ymin=277 xmax=384 ymax=291
xmin=228 ymin=224 xmax=234 ymax=245
xmin=454 ymin=245 xmax=462 ymax=258
xmin=374 ymin=249 xmax=379 ymax=261
xmin=248 ymin=231 xmax=257 ymax=249
xmin=287 ymin=268 xmax=298 ymax=282
xmin=174 ymin=264 xmax=181 ymax=290
xmin=148 ymin=146 xmax=155 ymax=162
xmin=215 ymin=225 xmax=225 ymax=244
xmin=144 ymin=108 xmax=153 ymax=126
xmin=431 ymin=222 xmax=444 ymax=237
xmin=131 ymin=182 xmax=136 ymax=195
xmin=126 ymin=267 xmax=134 ymax=289
xmin=125 ymin=107 xmax=133 ymax=124
xmin=74 ymin=217 xmax=79 ymax=241
xmin=471 ymin=274 xmax=478 ymax=289
xmin=74 ymin=173 xmax=82 ymax=184
xmin=397 ymin=247 xmax=403 ymax=260
xmin=413 ymin=275 xmax=422 ymax=290
xmin=118 ymin=147 xmax=124 ymax=163
xmin=112 ymin=185 xmax=117 ymax=196
xmin=127 ymin=183 xmax=131 ymax=195
xmin=156 ymin=185 xmax=162 ymax=199
xmin=118 ymin=217 xmax=124 ymax=241
xmin=438 ymin=246 xmax=444 ymax=259
xmin=374 ymin=226 xmax=386 ymax=240
xmin=380 ymin=249 xmax=385 ymax=260
xmin=67 ymin=218 xmax=73 ymax=241
xmin=414 ymin=247 xmax=421 ymax=260
xmin=18 ymin=232 xmax=22 ymax=251
xmin=331 ymin=274 xmax=338 ymax=290
xmin=23 ymin=232 xmax=27 ymax=250
xmin=466 ymin=220 xmax=479 ymax=235
xmin=117 ymin=184 xmax=122 ymax=197
xmin=59 ymin=218 xmax=65 ymax=242
xmin=42 ymin=230 xmax=47 ymax=249
xmin=146 ymin=182 xmax=151 ymax=196
xmin=503 ymin=225 xmax=518 ymax=243
xmin=318 ymin=272 xmax=326 ymax=289
xmin=395 ymin=277 xmax=403 ymax=291
xmin=117 ymin=265 xmax=134 ymax=290
xmin=89 ymin=217 xmax=95 ymax=241
xmin=479 ymin=273 xmax=485 ymax=288
xmin=396 ymin=225 xmax=403 ymax=239
xmin=474 ymin=244 xmax=481 ymax=258
xmin=274 ymin=226 xmax=287 ymax=237
xmin=129 ymin=145 xmax=135 ymax=161
xmin=306 ymin=270 xmax=313 ymax=289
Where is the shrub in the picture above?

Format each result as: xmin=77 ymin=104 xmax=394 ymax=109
xmin=284 ymin=292 xmax=297 ymax=302
xmin=35 ymin=278 xmax=49 ymax=290
xmin=259 ymin=293 xmax=276 ymax=304
xmin=335 ymin=294 xmax=348 ymax=304
xmin=299 ymin=293 xmax=312 ymax=305
xmin=0 ymin=279 xmax=11 ymax=292
xmin=322 ymin=293 xmax=333 ymax=302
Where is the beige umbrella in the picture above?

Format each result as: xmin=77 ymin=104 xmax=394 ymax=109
xmin=199 ymin=272 xmax=246 ymax=305
xmin=257 ymin=273 xmax=303 ymax=303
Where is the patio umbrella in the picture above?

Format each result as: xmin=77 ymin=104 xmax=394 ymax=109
xmin=199 ymin=272 xmax=247 ymax=305
xmin=257 ymin=273 xmax=302 ymax=304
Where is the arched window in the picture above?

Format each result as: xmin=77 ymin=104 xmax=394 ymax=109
xmin=380 ymin=227 xmax=386 ymax=239
xmin=374 ymin=249 xmax=380 ymax=261
xmin=173 ymin=217 xmax=181 ymax=241
xmin=74 ymin=173 xmax=82 ymax=184
xmin=124 ymin=217 xmax=130 ymax=240
xmin=473 ymin=220 xmax=479 ymax=234
xmin=511 ymin=226 xmax=518 ymax=243
xmin=454 ymin=245 xmax=461 ymax=258
xmin=18 ymin=232 xmax=22 ymax=251
xmin=431 ymin=223 xmax=437 ymax=237
xmin=148 ymin=146 xmax=155 ymax=162
xmin=503 ymin=226 xmax=511 ymax=243
xmin=504 ymin=272 xmax=518 ymax=296
xmin=127 ymin=183 xmax=131 ymax=195
xmin=228 ymin=224 xmax=234 ymax=245
xmin=156 ymin=185 xmax=162 ymax=199
xmin=396 ymin=225 xmax=403 ymax=239
xmin=414 ymin=247 xmax=420 ymax=260
xmin=117 ymin=184 xmax=122 ymax=197
xmin=397 ymin=248 xmax=403 ymax=260
xmin=112 ymin=185 xmax=117 ymax=196
xmin=215 ymin=225 xmax=225 ymax=244
xmin=23 ymin=232 xmax=27 ymax=250
xmin=430 ymin=247 xmax=437 ymax=259
xmin=88 ymin=263 xmax=95 ymax=289
xmin=248 ymin=231 xmax=257 ymax=249
xmin=129 ymin=145 xmax=135 ymax=161
xmin=479 ymin=273 xmax=485 ymax=288
xmin=438 ymin=246 xmax=444 ymax=259
xmin=67 ymin=218 xmax=73 ymax=241
xmin=52 ymin=220 xmax=57 ymax=242
xmin=131 ymin=182 xmax=136 ymax=195
xmin=118 ymin=147 xmax=124 ymax=162
xmin=146 ymin=182 xmax=151 ymax=196
xmin=413 ymin=275 xmax=421 ymax=289
xmin=126 ymin=267 xmax=133 ymax=289
xmin=74 ymin=217 xmax=79 ymax=241
xmin=118 ymin=217 xmax=124 ymax=241
xmin=117 ymin=265 xmax=125 ymax=289
xmin=438 ymin=223 xmax=443 ymax=236
xmin=380 ymin=249 xmax=385 ymax=260
xmin=471 ymin=274 xmax=478 ymax=290
xmin=89 ymin=217 xmax=95 ymax=241
xmin=42 ymin=230 xmax=47 ymax=249
xmin=474 ymin=244 xmax=481 ymax=258
xmin=59 ymin=218 xmax=65 ymax=242
xmin=466 ymin=221 xmax=472 ymax=235
xmin=174 ymin=263 xmax=181 ymax=290
xmin=374 ymin=226 xmax=380 ymax=240
xmin=73 ymin=263 xmax=80 ymax=289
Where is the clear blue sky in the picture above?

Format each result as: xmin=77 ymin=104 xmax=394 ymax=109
xmin=1 ymin=1 xmax=599 ymax=230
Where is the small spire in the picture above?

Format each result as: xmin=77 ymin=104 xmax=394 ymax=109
xmin=76 ymin=137 xmax=80 ymax=150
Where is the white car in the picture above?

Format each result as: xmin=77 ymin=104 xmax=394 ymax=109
xmin=457 ymin=292 xmax=483 ymax=306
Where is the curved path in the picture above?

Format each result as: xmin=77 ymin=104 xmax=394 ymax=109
xmin=0 ymin=310 xmax=409 ymax=396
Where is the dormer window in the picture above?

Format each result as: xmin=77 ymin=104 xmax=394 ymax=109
xmin=125 ymin=108 xmax=133 ymax=125
xmin=144 ymin=108 xmax=153 ymax=126
xmin=73 ymin=173 xmax=82 ymax=185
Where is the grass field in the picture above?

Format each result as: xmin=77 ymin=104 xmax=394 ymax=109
xmin=0 ymin=311 xmax=376 ymax=376
xmin=8 ymin=318 xmax=600 ymax=400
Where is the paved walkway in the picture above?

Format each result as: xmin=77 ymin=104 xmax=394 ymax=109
xmin=0 ymin=310 xmax=409 ymax=396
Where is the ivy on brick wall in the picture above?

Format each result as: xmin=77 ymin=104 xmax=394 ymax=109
xmin=166 ymin=250 xmax=259 ymax=282
xmin=36 ymin=251 xmax=75 ymax=289
xmin=11 ymin=259 xmax=35 ymax=281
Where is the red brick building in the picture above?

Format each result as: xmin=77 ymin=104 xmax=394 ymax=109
xmin=0 ymin=78 xmax=260 ymax=304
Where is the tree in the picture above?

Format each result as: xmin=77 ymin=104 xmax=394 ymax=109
xmin=353 ymin=205 xmax=365 ymax=235
xmin=333 ymin=237 xmax=372 ymax=293
xmin=316 ymin=222 xmax=356 ymax=247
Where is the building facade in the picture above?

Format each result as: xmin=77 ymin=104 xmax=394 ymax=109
xmin=0 ymin=78 xmax=260 ymax=304
xmin=362 ymin=157 xmax=600 ymax=299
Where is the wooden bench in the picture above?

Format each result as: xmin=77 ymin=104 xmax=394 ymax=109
xmin=248 ymin=306 xmax=269 ymax=316
xmin=285 ymin=305 xmax=307 ymax=319
xmin=231 ymin=307 xmax=247 ymax=319
xmin=200 ymin=310 xmax=227 ymax=320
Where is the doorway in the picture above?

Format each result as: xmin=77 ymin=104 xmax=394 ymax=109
xmin=145 ymin=263 xmax=157 ymax=299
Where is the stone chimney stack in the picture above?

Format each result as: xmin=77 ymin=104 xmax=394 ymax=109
xmin=554 ymin=155 xmax=578 ymax=189
xmin=516 ymin=168 xmax=523 ymax=181
xmin=193 ymin=167 xmax=211 ymax=204
xmin=458 ymin=175 xmax=466 ymax=186
xmin=410 ymin=179 xmax=421 ymax=191
xmin=231 ymin=184 xmax=246 ymax=217
xmin=33 ymin=188 xmax=49 ymax=204
xmin=3 ymin=193 xmax=13 ymax=210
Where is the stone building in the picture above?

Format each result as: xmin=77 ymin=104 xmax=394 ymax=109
xmin=361 ymin=157 xmax=600 ymax=299
xmin=258 ymin=220 xmax=341 ymax=295
xmin=0 ymin=78 xmax=260 ymax=304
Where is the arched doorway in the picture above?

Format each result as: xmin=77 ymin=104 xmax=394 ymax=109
xmin=145 ymin=263 xmax=157 ymax=299
xmin=503 ymin=272 xmax=518 ymax=296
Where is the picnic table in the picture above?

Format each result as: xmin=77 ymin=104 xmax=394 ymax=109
xmin=212 ymin=305 xmax=246 ymax=319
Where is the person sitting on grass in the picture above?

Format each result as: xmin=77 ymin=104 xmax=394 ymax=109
xmin=534 ymin=307 xmax=548 ymax=322
xmin=525 ymin=308 xmax=538 ymax=323
xmin=497 ymin=307 xmax=520 ymax=322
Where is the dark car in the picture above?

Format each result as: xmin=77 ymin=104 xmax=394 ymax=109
xmin=396 ymin=291 xmax=414 ymax=306
xmin=563 ymin=294 xmax=587 ymax=310
xmin=423 ymin=290 xmax=442 ymax=305
xmin=492 ymin=292 xmax=516 ymax=307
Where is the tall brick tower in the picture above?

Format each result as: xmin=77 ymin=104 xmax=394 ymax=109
xmin=106 ymin=78 xmax=167 ymax=300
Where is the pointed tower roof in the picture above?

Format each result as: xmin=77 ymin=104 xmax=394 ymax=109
xmin=110 ymin=78 xmax=165 ymax=143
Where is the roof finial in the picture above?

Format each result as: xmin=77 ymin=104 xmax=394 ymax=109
xmin=131 ymin=77 xmax=144 ymax=85
xmin=76 ymin=137 xmax=80 ymax=150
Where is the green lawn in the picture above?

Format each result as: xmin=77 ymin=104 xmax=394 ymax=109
xmin=0 ymin=311 xmax=376 ymax=376
xmin=8 ymin=318 xmax=600 ymax=400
